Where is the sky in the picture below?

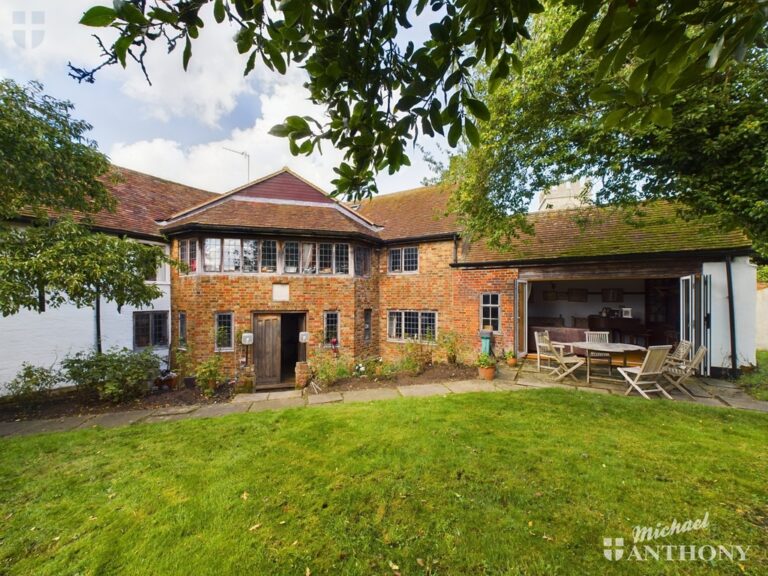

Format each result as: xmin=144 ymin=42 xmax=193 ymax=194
xmin=0 ymin=1 xmax=445 ymax=195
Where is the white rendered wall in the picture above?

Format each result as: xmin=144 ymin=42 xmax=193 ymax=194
xmin=703 ymin=257 xmax=757 ymax=369
xmin=757 ymin=284 xmax=768 ymax=350
xmin=0 ymin=257 xmax=171 ymax=395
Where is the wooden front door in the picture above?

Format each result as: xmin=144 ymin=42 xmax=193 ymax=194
xmin=253 ymin=314 xmax=281 ymax=384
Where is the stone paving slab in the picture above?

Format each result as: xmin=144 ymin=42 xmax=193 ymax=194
xmin=342 ymin=388 xmax=401 ymax=403
xmin=307 ymin=392 xmax=343 ymax=405
xmin=717 ymin=397 xmax=768 ymax=412
xmin=153 ymin=404 xmax=200 ymax=416
xmin=493 ymin=382 xmax=528 ymax=392
xmin=268 ymin=390 xmax=302 ymax=400
xmin=188 ymin=403 xmax=250 ymax=419
xmin=248 ymin=397 xmax=306 ymax=412
xmin=444 ymin=381 xmax=497 ymax=394
xmin=1 ymin=415 xmax=94 ymax=436
xmin=397 ymin=384 xmax=450 ymax=397
xmin=232 ymin=392 xmax=270 ymax=403
xmin=145 ymin=412 xmax=198 ymax=424
xmin=79 ymin=409 xmax=154 ymax=429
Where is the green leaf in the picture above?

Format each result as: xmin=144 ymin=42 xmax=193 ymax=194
xmin=447 ymin=119 xmax=462 ymax=147
xmin=602 ymin=107 xmax=628 ymax=128
xmin=114 ymin=35 xmax=132 ymax=67
xmin=244 ymin=50 xmax=257 ymax=76
xmin=465 ymin=118 xmax=480 ymax=146
xmin=268 ymin=123 xmax=292 ymax=137
xmin=182 ymin=36 xmax=192 ymax=71
xmin=649 ymin=106 xmax=673 ymax=127
xmin=465 ymin=98 xmax=490 ymax=121
xmin=80 ymin=6 xmax=117 ymax=27
xmin=396 ymin=95 xmax=421 ymax=111
xmin=214 ymin=0 xmax=226 ymax=23
xmin=559 ymin=13 xmax=592 ymax=54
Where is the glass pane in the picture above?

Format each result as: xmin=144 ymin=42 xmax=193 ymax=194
xmin=421 ymin=312 xmax=437 ymax=341
xmin=335 ymin=244 xmax=349 ymax=274
xmin=404 ymin=311 xmax=419 ymax=339
xmin=188 ymin=240 xmax=197 ymax=272
xmin=134 ymin=314 xmax=150 ymax=348
xmin=403 ymin=247 xmax=418 ymax=271
xmin=204 ymin=238 xmax=221 ymax=272
xmin=318 ymin=243 xmax=333 ymax=274
xmin=302 ymin=243 xmax=316 ymax=274
xmin=364 ymin=308 xmax=372 ymax=341
xmin=179 ymin=312 xmax=187 ymax=344
xmin=179 ymin=240 xmax=188 ymax=272
xmin=216 ymin=313 xmax=233 ymax=349
xmin=324 ymin=312 xmax=339 ymax=344
xmin=261 ymin=240 xmax=277 ymax=272
xmin=354 ymin=246 xmax=370 ymax=276
xmin=388 ymin=311 xmax=402 ymax=339
xmin=152 ymin=312 xmax=168 ymax=346
xmin=284 ymin=241 xmax=300 ymax=273
xmin=222 ymin=239 xmax=241 ymax=272
xmin=389 ymin=249 xmax=401 ymax=272
xmin=242 ymin=240 xmax=259 ymax=272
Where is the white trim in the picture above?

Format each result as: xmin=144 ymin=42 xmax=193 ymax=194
xmin=214 ymin=311 xmax=234 ymax=352
xmin=480 ymin=292 xmax=502 ymax=334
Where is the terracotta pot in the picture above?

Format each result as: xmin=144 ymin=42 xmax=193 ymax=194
xmin=478 ymin=366 xmax=496 ymax=380
xmin=506 ymin=357 xmax=518 ymax=367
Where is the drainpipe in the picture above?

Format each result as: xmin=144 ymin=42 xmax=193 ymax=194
xmin=95 ymin=292 xmax=102 ymax=354
xmin=725 ymin=257 xmax=737 ymax=373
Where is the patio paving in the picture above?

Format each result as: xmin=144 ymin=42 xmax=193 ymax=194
xmin=1 ymin=359 xmax=766 ymax=438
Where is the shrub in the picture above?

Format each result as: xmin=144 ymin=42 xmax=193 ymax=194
xmin=400 ymin=340 xmax=432 ymax=375
xmin=476 ymin=352 xmax=496 ymax=368
xmin=195 ymin=354 xmax=224 ymax=398
xmin=758 ymin=265 xmax=768 ymax=283
xmin=62 ymin=347 xmax=161 ymax=403
xmin=437 ymin=330 xmax=463 ymax=364
xmin=5 ymin=363 xmax=61 ymax=399
xmin=173 ymin=345 xmax=194 ymax=382
xmin=310 ymin=349 xmax=353 ymax=386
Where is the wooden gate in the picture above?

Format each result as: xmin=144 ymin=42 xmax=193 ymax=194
xmin=253 ymin=314 xmax=281 ymax=385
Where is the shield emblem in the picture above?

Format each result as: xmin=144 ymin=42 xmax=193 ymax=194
xmin=603 ymin=537 xmax=624 ymax=561
xmin=12 ymin=11 xmax=45 ymax=50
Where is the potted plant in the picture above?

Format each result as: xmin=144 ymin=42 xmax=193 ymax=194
xmin=476 ymin=352 xmax=496 ymax=380
xmin=505 ymin=349 xmax=518 ymax=367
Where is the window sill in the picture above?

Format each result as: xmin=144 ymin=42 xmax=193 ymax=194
xmin=386 ymin=338 xmax=437 ymax=346
xmin=214 ymin=348 xmax=234 ymax=353
xmin=387 ymin=271 xmax=419 ymax=276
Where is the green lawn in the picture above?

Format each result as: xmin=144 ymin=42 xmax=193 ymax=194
xmin=1 ymin=389 xmax=766 ymax=575
xmin=740 ymin=349 xmax=768 ymax=401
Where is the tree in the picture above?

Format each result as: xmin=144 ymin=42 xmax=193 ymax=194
xmin=448 ymin=4 xmax=768 ymax=256
xmin=72 ymin=0 xmax=767 ymax=198
xmin=0 ymin=80 xmax=172 ymax=317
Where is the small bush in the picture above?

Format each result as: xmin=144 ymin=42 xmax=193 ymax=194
xmin=476 ymin=352 xmax=496 ymax=368
xmin=400 ymin=340 xmax=432 ymax=375
xmin=62 ymin=348 xmax=161 ymax=403
xmin=195 ymin=354 xmax=224 ymax=398
xmin=173 ymin=345 xmax=194 ymax=382
xmin=5 ymin=363 xmax=61 ymax=399
xmin=311 ymin=349 xmax=353 ymax=386
xmin=437 ymin=330 xmax=463 ymax=364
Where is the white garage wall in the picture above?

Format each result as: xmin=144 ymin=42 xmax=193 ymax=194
xmin=703 ymin=257 xmax=757 ymax=369
xmin=757 ymin=284 xmax=768 ymax=350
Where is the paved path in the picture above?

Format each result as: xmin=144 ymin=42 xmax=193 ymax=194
xmin=1 ymin=363 xmax=766 ymax=438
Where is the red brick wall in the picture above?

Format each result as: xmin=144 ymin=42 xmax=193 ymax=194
xmin=171 ymin=238 xmax=520 ymax=372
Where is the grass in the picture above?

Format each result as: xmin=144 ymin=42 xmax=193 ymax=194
xmin=739 ymin=349 xmax=768 ymax=401
xmin=1 ymin=389 xmax=766 ymax=575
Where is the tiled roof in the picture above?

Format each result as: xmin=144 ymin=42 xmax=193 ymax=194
xmin=162 ymin=168 xmax=380 ymax=239
xmin=353 ymin=185 xmax=459 ymax=241
xmin=163 ymin=199 xmax=379 ymax=239
xmin=460 ymin=202 xmax=751 ymax=264
xmin=90 ymin=166 xmax=216 ymax=238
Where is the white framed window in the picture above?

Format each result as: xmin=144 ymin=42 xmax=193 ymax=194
xmin=283 ymin=241 xmax=300 ymax=273
xmin=179 ymin=239 xmax=197 ymax=274
xmin=318 ymin=243 xmax=334 ymax=274
xmin=222 ymin=238 xmax=241 ymax=272
xmin=261 ymin=240 xmax=277 ymax=272
xmin=323 ymin=311 xmax=340 ymax=345
xmin=335 ymin=244 xmax=349 ymax=274
xmin=388 ymin=246 xmax=418 ymax=273
xmin=214 ymin=312 xmax=234 ymax=351
xmin=242 ymin=240 xmax=259 ymax=273
xmin=134 ymin=311 xmax=169 ymax=349
xmin=178 ymin=311 xmax=187 ymax=348
xmin=387 ymin=310 xmax=437 ymax=342
xmin=204 ymin=238 xmax=222 ymax=272
xmin=481 ymin=293 xmax=501 ymax=332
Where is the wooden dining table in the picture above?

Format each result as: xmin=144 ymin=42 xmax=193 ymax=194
xmin=568 ymin=341 xmax=646 ymax=384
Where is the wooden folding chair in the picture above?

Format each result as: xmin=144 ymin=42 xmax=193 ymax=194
xmin=548 ymin=341 xmax=586 ymax=382
xmin=618 ymin=345 xmax=673 ymax=399
xmin=534 ymin=330 xmax=571 ymax=372
xmin=664 ymin=340 xmax=692 ymax=369
xmin=663 ymin=346 xmax=708 ymax=399
xmin=585 ymin=330 xmax=612 ymax=374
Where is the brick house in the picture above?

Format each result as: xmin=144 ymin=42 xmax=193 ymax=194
xmin=159 ymin=168 xmax=756 ymax=387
